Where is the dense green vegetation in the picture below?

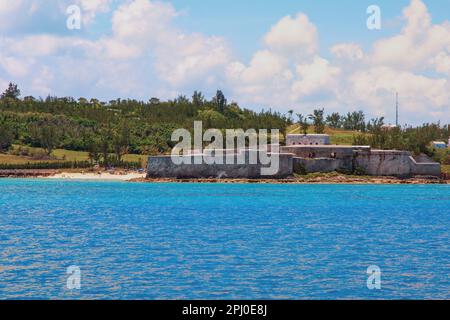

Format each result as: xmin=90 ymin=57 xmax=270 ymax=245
xmin=442 ymin=165 xmax=450 ymax=174
xmin=292 ymin=107 xmax=449 ymax=162
xmin=353 ymin=124 xmax=449 ymax=158
xmin=0 ymin=84 xmax=289 ymax=163
xmin=291 ymin=109 xmax=449 ymax=163
xmin=0 ymin=82 xmax=448 ymax=168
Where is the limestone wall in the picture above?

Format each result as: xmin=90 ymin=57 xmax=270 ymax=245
xmin=281 ymin=145 xmax=363 ymax=158
xmin=293 ymin=157 xmax=347 ymax=173
xmin=147 ymin=146 xmax=441 ymax=179
xmin=286 ymin=134 xmax=330 ymax=146
xmin=409 ymin=156 xmax=441 ymax=176
xmin=355 ymin=150 xmax=440 ymax=177
xmin=291 ymin=148 xmax=441 ymax=177
xmin=147 ymin=151 xmax=293 ymax=179
xmin=354 ymin=150 xmax=411 ymax=176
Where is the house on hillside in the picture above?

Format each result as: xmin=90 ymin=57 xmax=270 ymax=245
xmin=432 ymin=141 xmax=447 ymax=149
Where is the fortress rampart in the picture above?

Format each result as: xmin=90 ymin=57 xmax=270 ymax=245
xmin=147 ymin=135 xmax=441 ymax=179
xmin=354 ymin=150 xmax=440 ymax=177
xmin=147 ymin=150 xmax=293 ymax=179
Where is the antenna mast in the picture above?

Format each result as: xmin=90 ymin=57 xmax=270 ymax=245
xmin=395 ymin=92 xmax=399 ymax=127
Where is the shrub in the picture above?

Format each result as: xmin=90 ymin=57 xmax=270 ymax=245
xmin=0 ymin=161 xmax=91 ymax=170
xmin=353 ymin=166 xmax=367 ymax=176
xmin=30 ymin=149 xmax=54 ymax=160
xmin=11 ymin=146 xmax=30 ymax=156
xmin=0 ymin=160 xmax=143 ymax=170
xmin=432 ymin=148 xmax=450 ymax=165
xmin=293 ymin=162 xmax=307 ymax=175
xmin=335 ymin=168 xmax=352 ymax=175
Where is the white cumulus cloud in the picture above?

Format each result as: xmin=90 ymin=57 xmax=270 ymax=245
xmin=331 ymin=43 xmax=364 ymax=61
xmin=370 ymin=0 xmax=450 ymax=72
xmin=264 ymin=13 xmax=318 ymax=58
xmin=292 ymin=56 xmax=340 ymax=99
xmin=0 ymin=0 xmax=448 ymax=124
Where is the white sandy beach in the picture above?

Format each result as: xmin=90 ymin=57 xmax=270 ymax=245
xmin=47 ymin=172 xmax=146 ymax=181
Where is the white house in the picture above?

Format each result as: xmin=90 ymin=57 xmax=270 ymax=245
xmin=432 ymin=141 xmax=447 ymax=149
xmin=286 ymin=134 xmax=330 ymax=146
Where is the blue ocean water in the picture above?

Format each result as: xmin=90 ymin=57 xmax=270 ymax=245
xmin=0 ymin=179 xmax=448 ymax=300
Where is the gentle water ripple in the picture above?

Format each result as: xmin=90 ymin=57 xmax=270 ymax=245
xmin=0 ymin=180 xmax=449 ymax=299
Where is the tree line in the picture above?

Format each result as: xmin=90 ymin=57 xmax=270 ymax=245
xmin=294 ymin=108 xmax=381 ymax=134
xmin=0 ymin=83 xmax=289 ymax=165
xmin=0 ymin=83 xmax=448 ymax=165
xmin=293 ymin=107 xmax=448 ymax=162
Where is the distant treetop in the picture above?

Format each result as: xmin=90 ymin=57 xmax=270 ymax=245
xmin=1 ymin=82 xmax=21 ymax=100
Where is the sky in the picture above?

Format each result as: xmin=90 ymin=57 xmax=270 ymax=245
xmin=0 ymin=0 xmax=449 ymax=125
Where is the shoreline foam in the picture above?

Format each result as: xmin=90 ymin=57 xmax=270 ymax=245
xmin=47 ymin=172 xmax=146 ymax=181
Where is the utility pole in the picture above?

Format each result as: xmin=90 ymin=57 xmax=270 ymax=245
xmin=395 ymin=92 xmax=399 ymax=127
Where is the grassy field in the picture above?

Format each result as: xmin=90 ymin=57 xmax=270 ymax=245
xmin=286 ymin=125 xmax=367 ymax=145
xmin=0 ymin=145 xmax=148 ymax=167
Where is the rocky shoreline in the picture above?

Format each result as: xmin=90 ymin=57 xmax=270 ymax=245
xmin=0 ymin=169 xmax=448 ymax=184
xmin=130 ymin=174 xmax=450 ymax=184
xmin=0 ymin=169 xmax=57 ymax=178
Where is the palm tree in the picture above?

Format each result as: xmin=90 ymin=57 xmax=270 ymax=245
xmin=296 ymin=113 xmax=309 ymax=135
xmin=308 ymin=108 xmax=325 ymax=134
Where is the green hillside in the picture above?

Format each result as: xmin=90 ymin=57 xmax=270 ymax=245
xmin=0 ymin=83 xmax=448 ymax=169
xmin=286 ymin=124 xmax=369 ymax=145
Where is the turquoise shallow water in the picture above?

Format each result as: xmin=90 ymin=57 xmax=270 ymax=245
xmin=0 ymin=179 xmax=449 ymax=299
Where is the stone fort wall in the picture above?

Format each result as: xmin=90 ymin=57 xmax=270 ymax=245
xmin=354 ymin=150 xmax=440 ymax=177
xmin=147 ymin=150 xmax=293 ymax=179
xmin=289 ymin=147 xmax=440 ymax=177
xmin=147 ymin=145 xmax=441 ymax=178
